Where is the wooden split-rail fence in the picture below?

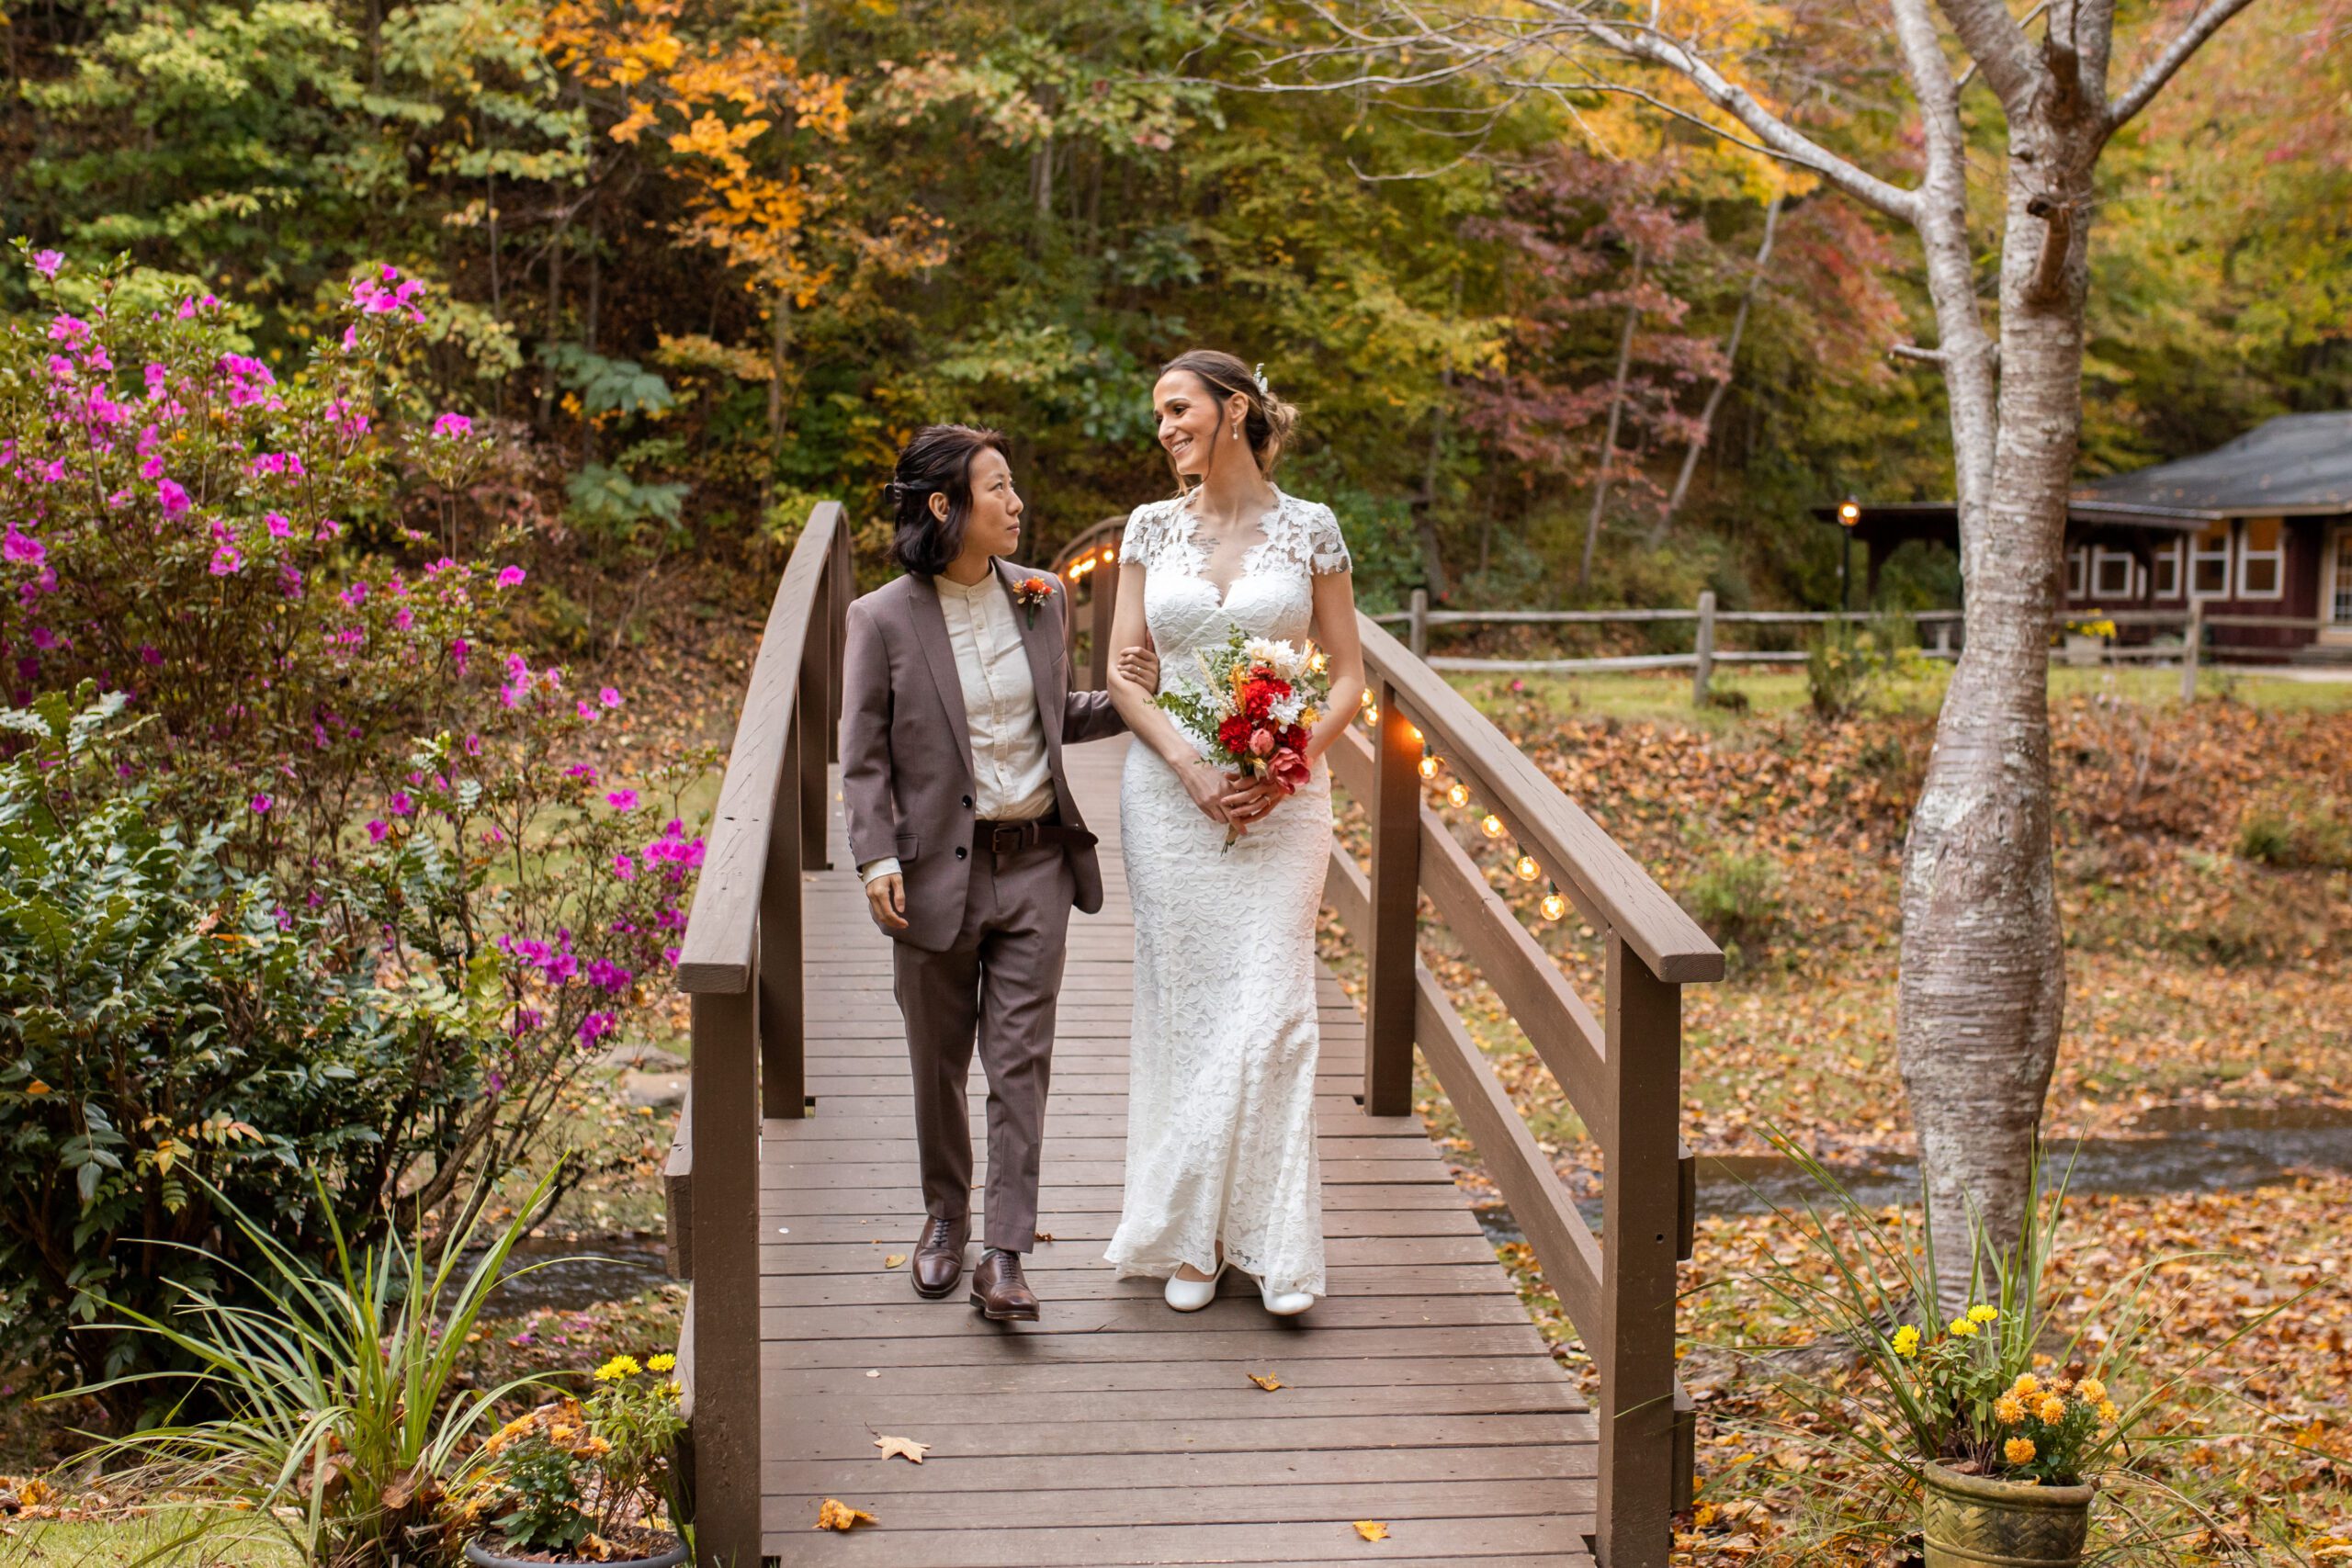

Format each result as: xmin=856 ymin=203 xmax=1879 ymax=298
xmin=662 ymin=504 xmax=1722 ymax=1566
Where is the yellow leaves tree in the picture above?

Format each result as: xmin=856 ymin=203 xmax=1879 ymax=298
xmin=540 ymin=0 xmax=943 ymax=447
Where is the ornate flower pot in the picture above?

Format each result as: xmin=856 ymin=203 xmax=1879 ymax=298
xmin=1921 ymin=1462 xmax=2095 ymax=1567
xmin=464 ymin=1536 xmax=686 ymax=1568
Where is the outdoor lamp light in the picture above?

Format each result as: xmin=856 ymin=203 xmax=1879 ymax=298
xmin=1481 ymin=814 xmax=1505 ymax=839
xmin=1446 ymin=783 xmax=1470 ymax=809
xmin=1418 ymin=755 xmax=1441 ymax=781
xmin=1838 ymin=500 xmax=1860 ymax=526
xmin=1540 ymin=888 xmax=1567 ymax=921
xmin=1515 ymin=854 xmax=1541 ymax=881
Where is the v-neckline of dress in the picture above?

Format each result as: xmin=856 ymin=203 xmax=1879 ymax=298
xmin=1177 ymin=488 xmax=1285 ymax=609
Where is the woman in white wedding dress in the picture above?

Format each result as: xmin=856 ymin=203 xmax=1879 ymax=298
xmin=1101 ymin=350 xmax=1367 ymax=1318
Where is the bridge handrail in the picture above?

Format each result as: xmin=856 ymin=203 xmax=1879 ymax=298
xmin=664 ymin=500 xmax=853 ymax=1567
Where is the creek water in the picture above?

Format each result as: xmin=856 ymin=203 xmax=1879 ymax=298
xmin=1476 ymin=1101 xmax=2352 ymax=1245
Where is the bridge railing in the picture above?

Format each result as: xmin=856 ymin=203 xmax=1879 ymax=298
xmin=664 ymin=501 xmax=853 ymax=1567
xmin=1054 ymin=523 xmax=1723 ymax=1567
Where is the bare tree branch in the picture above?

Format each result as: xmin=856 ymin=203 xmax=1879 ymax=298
xmin=1889 ymin=341 xmax=1949 ymax=362
xmin=2105 ymin=0 xmax=2259 ymax=134
xmin=1932 ymin=0 xmax=2043 ymax=115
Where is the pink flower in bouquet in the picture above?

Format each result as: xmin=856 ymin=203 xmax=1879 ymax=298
xmin=1268 ymin=748 xmax=1311 ymax=793
xmin=1249 ymin=727 xmax=1276 ymax=757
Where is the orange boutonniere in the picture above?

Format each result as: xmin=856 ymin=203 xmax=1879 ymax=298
xmin=1012 ymin=575 xmax=1055 ymax=629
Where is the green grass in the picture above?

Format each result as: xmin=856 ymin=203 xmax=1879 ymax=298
xmin=1446 ymin=663 xmax=2352 ymax=728
xmin=3 ymin=1515 xmax=305 ymax=1565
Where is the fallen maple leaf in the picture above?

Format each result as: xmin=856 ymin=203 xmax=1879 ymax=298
xmin=873 ymin=1435 xmax=929 ymax=1464
xmin=1248 ymin=1373 xmax=1283 ymax=1392
xmin=882 ymin=1254 xmax=906 ymax=1269
xmin=814 ymin=1498 xmax=876 ymax=1531
xmin=1354 ymin=1519 xmax=1389 ymax=1541
xmin=1034 ymin=1230 xmax=1055 ymax=1243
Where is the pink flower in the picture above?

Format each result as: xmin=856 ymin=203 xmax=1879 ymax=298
xmin=46 ymin=315 xmax=90 ymax=346
xmin=1268 ymin=747 xmax=1311 ymax=793
xmin=613 ymin=853 xmax=637 ymax=881
xmin=576 ymin=700 xmax=596 ymax=720
xmin=464 ymin=733 xmax=483 ymax=756
xmin=209 ymin=544 xmax=243 ymax=576
xmin=605 ymin=788 xmax=639 ymax=811
xmin=339 ymin=581 xmax=368 ymax=608
xmin=389 ymin=791 xmax=414 ymax=816
xmin=251 ymin=793 xmax=273 ymax=814
xmin=3 ymin=525 xmax=43 ymax=568
xmin=35 ymin=457 xmax=66 ymax=483
xmin=565 ymin=763 xmax=598 ymax=782
xmin=599 ymin=686 xmax=622 ymax=708
xmin=434 ymin=412 xmax=473 ymax=439
xmin=30 ymin=250 xmax=62 ymax=279
xmin=496 ymin=565 xmax=526 ymax=588
xmin=138 ymin=644 xmax=163 ymax=666
xmin=266 ymin=512 xmax=292 ymax=538
xmin=158 ymin=479 xmax=190 ymax=516
xmin=367 ymin=818 xmax=390 ymax=841
xmin=393 ymin=607 xmax=413 ymax=632
xmin=1249 ymin=726 xmax=1277 ymax=758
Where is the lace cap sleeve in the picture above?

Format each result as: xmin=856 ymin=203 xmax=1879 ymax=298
xmin=1305 ymin=502 xmax=1352 ymax=576
xmin=1120 ymin=500 xmax=1173 ymax=569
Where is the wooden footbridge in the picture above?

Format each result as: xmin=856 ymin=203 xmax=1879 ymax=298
xmin=665 ymin=505 xmax=1722 ymax=1566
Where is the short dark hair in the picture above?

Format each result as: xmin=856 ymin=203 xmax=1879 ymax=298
xmin=888 ymin=424 xmax=1009 ymax=577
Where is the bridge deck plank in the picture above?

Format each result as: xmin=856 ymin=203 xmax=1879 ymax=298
xmin=754 ymin=739 xmax=1594 ymax=1562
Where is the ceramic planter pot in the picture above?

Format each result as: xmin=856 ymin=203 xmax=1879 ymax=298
xmin=463 ymin=1535 xmax=686 ymax=1568
xmin=1921 ymin=1462 xmax=2095 ymax=1567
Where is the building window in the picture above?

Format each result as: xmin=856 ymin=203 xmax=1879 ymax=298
xmin=2152 ymin=539 xmax=2183 ymax=599
xmin=2335 ymin=528 xmax=2352 ymax=625
xmin=2237 ymin=515 xmax=2285 ymax=600
xmin=2190 ymin=521 xmax=2232 ymax=599
xmin=2091 ymin=547 xmax=2138 ymax=600
xmin=2065 ymin=547 xmax=2088 ymax=599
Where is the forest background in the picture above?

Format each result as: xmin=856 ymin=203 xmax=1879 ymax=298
xmin=5 ymin=0 xmax=2346 ymax=623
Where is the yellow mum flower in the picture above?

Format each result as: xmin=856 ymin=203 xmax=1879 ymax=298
xmin=1967 ymin=1304 xmax=1999 ymax=1324
xmin=1891 ymin=1325 xmax=1921 ymax=1359
xmin=2037 ymin=1394 xmax=2067 ymax=1423
xmin=594 ymin=1354 xmax=642 ymax=1382
xmin=1995 ymin=1395 xmax=2026 ymax=1425
xmin=2075 ymin=1378 xmax=2105 ymax=1405
xmin=2004 ymin=1436 xmax=2037 ymax=1466
xmin=2098 ymin=1400 xmax=2120 ymax=1423
xmin=647 ymin=1353 xmax=677 ymax=1373
xmin=2012 ymin=1374 xmax=2040 ymax=1397
xmin=1949 ymin=1316 xmax=1979 ymax=1337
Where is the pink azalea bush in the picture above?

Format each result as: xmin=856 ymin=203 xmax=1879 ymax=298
xmin=0 ymin=250 xmax=711 ymax=1382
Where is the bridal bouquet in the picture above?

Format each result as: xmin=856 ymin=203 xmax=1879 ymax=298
xmin=1158 ymin=630 xmax=1329 ymax=840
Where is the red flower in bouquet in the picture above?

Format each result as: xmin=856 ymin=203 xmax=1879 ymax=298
xmin=1156 ymin=630 xmax=1331 ymax=847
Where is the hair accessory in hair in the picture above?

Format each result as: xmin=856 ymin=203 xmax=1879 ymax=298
xmin=1251 ymin=363 xmax=1271 ymax=397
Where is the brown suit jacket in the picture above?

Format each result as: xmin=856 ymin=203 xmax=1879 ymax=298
xmin=840 ymin=558 xmax=1125 ymax=953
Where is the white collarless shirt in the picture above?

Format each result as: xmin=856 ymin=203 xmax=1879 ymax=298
xmin=860 ymin=570 xmax=1056 ymax=886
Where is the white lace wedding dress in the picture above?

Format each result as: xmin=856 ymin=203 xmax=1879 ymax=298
xmin=1103 ymin=488 xmax=1351 ymax=1302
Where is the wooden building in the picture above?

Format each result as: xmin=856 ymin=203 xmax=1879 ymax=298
xmin=1826 ymin=412 xmax=2352 ymax=660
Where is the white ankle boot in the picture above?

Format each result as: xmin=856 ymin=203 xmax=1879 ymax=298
xmin=1164 ymin=1262 xmax=1226 ymax=1312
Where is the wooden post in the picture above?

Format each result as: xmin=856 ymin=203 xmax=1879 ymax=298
xmin=1089 ymin=557 xmax=1117 ymax=692
xmin=762 ymin=714 xmax=808 ymax=1121
xmin=1690 ymin=591 xmax=1716 ymax=707
xmin=1408 ymin=588 xmax=1429 ymax=659
xmin=799 ymin=581 xmax=831 ymax=871
xmin=686 ymin=987 xmax=762 ymax=1568
xmin=1595 ymin=932 xmax=1681 ymax=1568
xmin=2179 ymin=600 xmax=2203 ymax=704
xmin=1363 ymin=679 xmax=1421 ymax=1116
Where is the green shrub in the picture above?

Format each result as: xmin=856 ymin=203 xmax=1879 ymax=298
xmin=2234 ymin=796 xmax=2352 ymax=870
xmin=1682 ymin=848 xmax=1780 ymax=953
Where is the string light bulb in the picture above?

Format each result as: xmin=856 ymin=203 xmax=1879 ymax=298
xmin=1418 ymin=755 xmax=1441 ymax=781
xmin=1103 ymin=546 xmax=1118 ymax=563
xmin=1480 ymin=814 xmax=1505 ymax=839
xmin=1359 ymin=689 xmax=1374 ymax=708
xmin=1309 ymin=649 xmax=1329 ymax=674
xmin=1446 ymin=783 xmax=1470 ymax=809
xmin=1516 ymin=854 xmax=1541 ymax=882
xmin=1541 ymin=887 xmax=1567 ymax=921
xmin=1363 ymin=704 xmax=1379 ymax=727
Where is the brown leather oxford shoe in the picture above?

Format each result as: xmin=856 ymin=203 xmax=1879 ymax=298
xmin=910 ymin=1213 xmax=967 ymax=1299
xmin=968 ymin=1249 xmax=1040 ymax=1322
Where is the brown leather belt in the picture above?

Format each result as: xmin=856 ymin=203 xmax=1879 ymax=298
xmin=974 ymin=817 xmax=1089 ymax=855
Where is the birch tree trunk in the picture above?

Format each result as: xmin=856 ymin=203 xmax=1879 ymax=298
xmin=1580 ymin=277 xmax=1642 ymax=588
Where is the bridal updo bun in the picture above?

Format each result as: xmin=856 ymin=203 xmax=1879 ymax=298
xmin=1160 ymin=349 xmax=1298 ymax=479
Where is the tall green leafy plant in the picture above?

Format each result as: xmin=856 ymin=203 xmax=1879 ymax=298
xmin=67 ymin=1169 xmax=562 ymax=1568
